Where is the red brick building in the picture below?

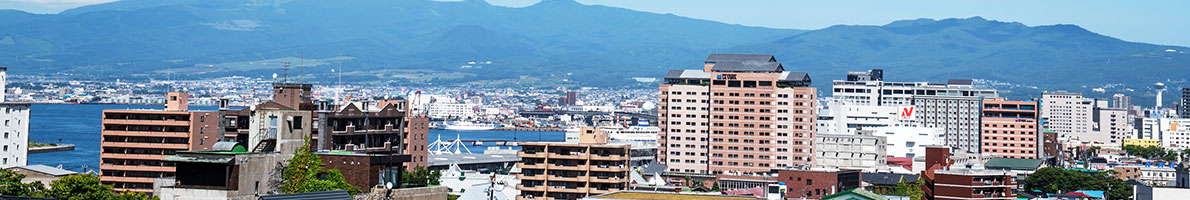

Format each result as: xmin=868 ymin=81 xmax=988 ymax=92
xmin=774 ymin=169 xmax=861 ymax=199
xmin=981 ymin=98 xmax=1040 ymax=159
xmin=921 ymin=146 xmax=1015 ymax=200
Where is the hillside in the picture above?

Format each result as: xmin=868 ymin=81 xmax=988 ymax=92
xmin=731 ymin=17 xmax=1190 ymax=104
xmin=0 ymin=1 xmax=1187 ymax=105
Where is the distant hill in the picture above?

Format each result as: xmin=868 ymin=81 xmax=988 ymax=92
xmin=731 ymin=17 xmax=1190 ymax=104
xmin=0 ymin=0 xmax=1187 ymax=105
xmin=0 ymin=0 xmax=799 ymax=86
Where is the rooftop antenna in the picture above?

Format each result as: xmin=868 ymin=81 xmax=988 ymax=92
xmin=298 ymin=52 xmax=304 ymax=83
xmin=281 ymin=61 xmax=290 ymax=83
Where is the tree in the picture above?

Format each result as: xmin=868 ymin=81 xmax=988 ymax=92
xmin=44 ymin=174 xmax=116 ymax=200
xmin=0 ymin=168 xmax=46 ymax=197
xmin=401 ymin=167 xmax=439 ymax=187
xmin=1025 ymin=167 xmax=1130 ymax=200
xmin=892 ymin=177 xmax=924 ymax=200
xmin=280 ymin=139 xmax=362 ymax=194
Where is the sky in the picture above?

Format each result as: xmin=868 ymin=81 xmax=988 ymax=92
xmin=2 ymin=0 xmax=1187 ymax=47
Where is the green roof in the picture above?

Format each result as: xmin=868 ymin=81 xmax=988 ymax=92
xmin=984 ymin=158 xmax=1044 ymax=171
xmin=821 ymin=188 xmax=888 ymax=200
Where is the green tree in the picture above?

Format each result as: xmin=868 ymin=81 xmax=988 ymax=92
xmin=110 ymin=190 xmax=159 ymax=200
xmin=280 ymin=139 xmax=362 ymax=194
xmin=892 ymin=178 xmax=924 ymax=200
xmin=401 ymin=167 xmax=440 ymax=187
xmin=44 ymin=174 xmax=115 ymax=200
xmin=0 ymin=168 xmax=46 ymax=197
xmin=1025 ymin=167 xmax=1131 ymax=200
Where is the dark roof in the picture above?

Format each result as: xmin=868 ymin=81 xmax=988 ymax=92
xmin=663 ymin=69 xmax=711 ymax=80
xmin=705 ymin=54 xmax=776 ymax=63
xmin=947 ymin=79 xmax=973 ymax=85
xmin=861 ymin=173 xmax=918 ymax=185
xmin=259 ymin=190 xmax=352 ymax=200
xmin=8 ymin=165 xmax=79 ymax=176
xmin=780 ymin=72 xmax=810 ymax=82
xmin=710 ymin=61 xmax=784 ymax=72
xmin=641 ymin=160 xmax=668 ymax=174
xmin=984 ymin=158 xmax=1044 ymax=171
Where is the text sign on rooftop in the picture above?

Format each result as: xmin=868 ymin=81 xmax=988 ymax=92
xmin=898 ymin=106 xmax=916 ymax=120
xmin=717 ymin=74 xmax=737 ymax=80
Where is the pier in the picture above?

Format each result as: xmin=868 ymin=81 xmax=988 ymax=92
xmin=29 ymin=144 xmax=75 ymax=154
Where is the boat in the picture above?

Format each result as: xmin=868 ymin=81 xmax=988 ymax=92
xmin=564 ymin=125 xmax=659 ymax=145
xmin=438 ymin=121 xmax=498 ymax=131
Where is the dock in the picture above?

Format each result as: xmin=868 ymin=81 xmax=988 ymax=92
xmin=29 ymin=144 xmax=75 ymax=154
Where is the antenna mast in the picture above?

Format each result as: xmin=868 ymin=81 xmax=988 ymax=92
xmin=281 ymin=62 xmax=290 ymax=83
xmin=299 ymin=52 xmax=304 ymax=83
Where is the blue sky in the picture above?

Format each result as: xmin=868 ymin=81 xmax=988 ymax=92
xmin=3 ymin=0 xmax=1187 ymax=46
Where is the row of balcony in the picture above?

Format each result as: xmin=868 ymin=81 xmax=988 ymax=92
xmin=514 ymin=185 xmax=622 ymax=195
xmin=518 ymin=152 xmax=626 ymax=160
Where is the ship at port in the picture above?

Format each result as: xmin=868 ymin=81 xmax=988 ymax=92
xmin=565 ymin=125 xmax=660 ymax=145
xmin=437 ymin=121 xmax=499 ymax=131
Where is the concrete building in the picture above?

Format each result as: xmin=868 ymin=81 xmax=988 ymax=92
xmin=868 ymin=126 xmax=944 ymax=158
xmin=980 ymin=98 xmax=1040 ymax=159
xmin=516 ymin=129 xmax=631 ymax=200
xmin=1137 ymin=118 xmax=1190 ymax=149
xmin=814 ymin=131 xmax=887 ymax=172
xmin=1180 ymin=88 xmax=1190 ymax=119
xmin=223 ymin=83 xmax=429 ymax=170
xmin=0 ymin=102 xmax=29 ymax=168
xmin=100 ymin=92 xmax=219 ymax=193
xmin=1041 ymin=92 xmax=1094 ymax=142
xmin=920 ymin=146 xmax=1015 ymax=200
xmin=1113 ymin=164 xmax=1179 ymax=186
xmin=832 ymin=70 xmax=996 ymax=153
xmin=1113 ymin=93 xmax=1132 ymax=109
xmin=3 ymin=164 xmax=78 ymax=185
xmin=1041 ymin=92 xmax=1131 ymax=146
xmin=659 ymin=53 xmax=817 ymax=174
xmin=561 ymin=90 xmax=579 ymax=106
xmin=0 ymin=67 xmax=31 ymax=168
xmin=428 ymin=102 xmax=479 ymax=120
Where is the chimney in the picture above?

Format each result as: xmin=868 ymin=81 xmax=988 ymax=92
xmin=166 ymin=92 xmax=189 ymax=111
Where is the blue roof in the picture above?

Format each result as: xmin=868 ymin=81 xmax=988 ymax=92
xmin=1075 ymin=190 xmax=1104 ymax=199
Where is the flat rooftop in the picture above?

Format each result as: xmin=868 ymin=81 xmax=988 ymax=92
xmin=587 ymin=191 xmax=762 ymax=200
xmin=428 ymin=153 xmax=519 ymax=167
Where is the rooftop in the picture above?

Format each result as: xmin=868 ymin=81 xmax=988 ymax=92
xmin=6 ymin=164 xmax=79 ymax=176
xmin=587 ymin=191 xmax=762 ymax=200
xmin=983 ymin=157 xmax=1045 ymax=171
xmin=428 ymin=153 xmax=519 ymax=167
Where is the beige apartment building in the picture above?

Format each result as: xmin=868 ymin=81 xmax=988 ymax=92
xmin=980 ymin=98 xmax=1040 ymax=159
xmin=517 ymin=127 xmax=632 ymax=200
xmin=100 ymin=92 xmax=218 ymax=193
xmin=658 ymin=54 xmax=817 ymax=174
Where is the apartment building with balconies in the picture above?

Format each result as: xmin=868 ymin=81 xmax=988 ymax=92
xmin=517 ymin=128 xmax=631 ymax=200
xmin=659 ymin=54 xmax=817 ymax=175
xmin=981 ymin=98 xmax=1040 ymax=159
xmin=100 ymin=92 xmax=218 ymax=193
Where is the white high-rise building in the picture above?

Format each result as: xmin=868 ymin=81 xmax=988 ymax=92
xmin=831 ymin=70 xmax=996 ymax=153
xmin=0 ymin=67 xmax=31 ymax=168
xmin=1042 ymin=92 xmax=1131 ymax=145
xmin=814 ymin=131 xmax=887 ymax=172
xmin=1138 ymin=118 xmax=1190 ymax=149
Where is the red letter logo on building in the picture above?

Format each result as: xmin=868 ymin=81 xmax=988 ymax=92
xmin=899 ymin=106 xmax=915 ymax=120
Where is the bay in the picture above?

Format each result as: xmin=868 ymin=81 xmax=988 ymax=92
xmin=26 ymin=104 xmax=564 ymax=173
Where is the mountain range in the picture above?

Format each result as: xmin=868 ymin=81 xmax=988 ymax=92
xmin=0 ymin=0 xmax=1187 ymax=105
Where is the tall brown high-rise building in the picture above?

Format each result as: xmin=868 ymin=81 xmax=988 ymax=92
xmin=658 ymin=54 xmax=817 ymax=174
xmin=100 ymin=92 xmax=218 ymax=193
xmin=980 ymin=98 xmax=1040 ymax=159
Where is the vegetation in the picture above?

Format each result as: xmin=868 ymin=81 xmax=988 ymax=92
xmin=1024 ymin=168 xmax=1131 ymax=200
xmin=280 ymin=139 xmax=362 ymax=194
xmin=1123 ymin=145 xmax=1181 ymax=161
xmin=400 ymin=167 xmax=442 ymax=187
xmin=28 ymin=142 xmax=59 ymax=148
xmin=1 ymin=169 xmax=156 ymax=200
